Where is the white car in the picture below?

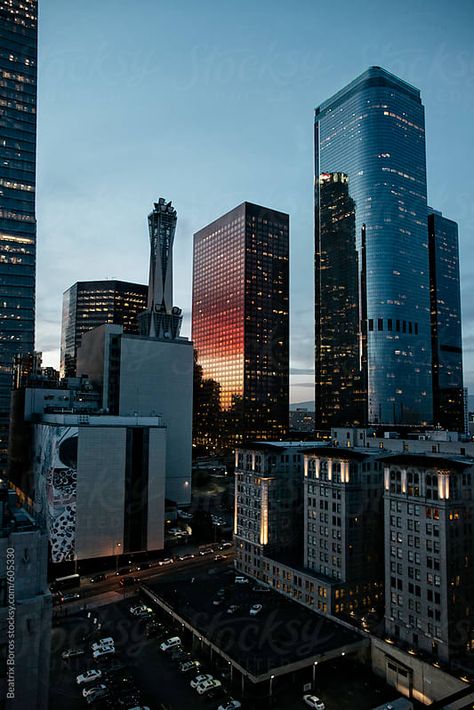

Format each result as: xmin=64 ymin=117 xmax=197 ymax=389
xmin=92 ymin=646 xmax=115 ymax=660
xmin=303 ymin=695 xmax=325 ymax=710
xmin=158 ymin=557 xmax=174 ymax=566
xmin=190 ymin=673 xmax=214 ymax=689
xmin=82 ymin=683 xmax=107 ymax=698
xmin=249 ymin=604 xmax=263 ymax=616
xmin=226 ymin=605 xmax=239 ymax=615
xmin=234 ymin=576 xmax=248 ymax=584
xmin=218 ymin=701 xmax=242 ymax=710
xmin=91 ymin=637 xmax=114 ymax=652
xmin=196 ymin=678 xmax=222 ymax=695
xmin=76 ymin=669 xmax=102 ymax=685
xmin=160 ymin=636 xmax=181 ymax=651
xmin=130 ymin=604 xmax=152 ymax=617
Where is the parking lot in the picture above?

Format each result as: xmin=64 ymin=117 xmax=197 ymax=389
xmin=50 ymin=590 xmax=242 ymax=710
xmin=50 ymin=561 xmax=413 ymax=710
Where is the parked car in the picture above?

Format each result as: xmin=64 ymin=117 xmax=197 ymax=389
xmin=61 ymin=647 xmax=84 ymax=660
xmin=178 ymin=510 xmax=193 ymax=520
xmin=160 ymin=636 xmax=181 ymax=652
xmin=158 ymin=557 xmax=174 ymax=566
xmin=90 ymin=573 xmax=106 ymax=583
xmin=303 ymin=695 xmax=325 ymax=710
xmin=179 ymin=659 xmax=201 ymax=673
xmin=82 ymin=683 xmax=108 ymax=698
xmin=60 ymin=592 xmax=80 ymax=602
xmin=252 ymin=584 xmax=271 ymax=593
xmin=218 ymin=701 xmax=242 ymax=710
xmin=226 ymin=605 xmax=239 ymax=615
xmin=220 ymin=542 xmax=232 ymax=548
xmin=190 ymin=673 xmax=214 ymax=689
xmin=178 ymin=553 xmax=195 ymax=561
xmin=84 ymin=686 xmax=109 ymax=704
xmin=92 ymin=647 xmax=115 ymax=660
xmin=196 ymin=679 xmax=222 ymax=696
xmin=250 ymin=604 xmax=263 ymax=616
xmin=76 ymin=669 xmax=102 ymax=685
xmin=91 ymin=637 xmax=114 ymax=652
xmin=129 ymin=603 xmax=152 ymax=616
xmin=234 ymin=576 xmax=248 ymax=584
xmin=170 ymin=648 xmax=190 ymax=663
xmin=199 ymin=548 xmax=214 ymax=556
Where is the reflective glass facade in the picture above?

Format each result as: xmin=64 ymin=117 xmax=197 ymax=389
xmin=192 ymin=202 xmax=289 ymax=441
xmin=315 ymin=172 xmax=366 ymax=427
xmin=60 ymin=280 xmax=148 ymax=377
xmin=428 ymin=209 xmax=464 ymax=431
xmin=315 ymin=67 xmax=433 ymax=425
xmin=0 ymin=0 xmax=37 ymax=467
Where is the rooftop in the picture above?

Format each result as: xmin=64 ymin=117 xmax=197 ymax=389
xmin=144 ymin=567 xmax=365 ymax=682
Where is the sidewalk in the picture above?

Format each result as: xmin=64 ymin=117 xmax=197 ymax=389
xmin=53 ymin=588 xmax=136 ymax=617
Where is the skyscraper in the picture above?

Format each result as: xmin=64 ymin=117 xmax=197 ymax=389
xmin=315 ymin=172 xmax=365 ymax=427
xmin=60 ymin=279 xmax=148 ymax=377
xmin=428 ymin=209 xmax=464 ymax=432
xmin=192 ymin=202 xmax=289 ymax=442
xmin=315 ymin=66 xmax=433 ymax=427
xmin=0 ymin=0 xmax=37 ymax=468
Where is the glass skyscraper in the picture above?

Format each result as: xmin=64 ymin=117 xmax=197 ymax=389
xmin=315 ymin=172 xmax=366 ymax=427
xmin=192 ymin=202 xmax=289 ymax=442
xmin=60 ymin=280 xmax=148 ymax=377
xmin=0 ymin=0 xmax=37 ymax=467
xmin=315 ymin=66 xmax=433 ymax=426
xmin=428 ymin=209 xmax=464 ymax=432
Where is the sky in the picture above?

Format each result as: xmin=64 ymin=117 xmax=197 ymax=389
xmin=36 ymin=0 xmax=474 ymax=404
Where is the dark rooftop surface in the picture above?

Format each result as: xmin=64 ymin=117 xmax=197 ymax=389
xmin=144 ymin=567 xmax=365 ymax=679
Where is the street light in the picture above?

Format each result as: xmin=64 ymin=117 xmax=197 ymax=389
xmin=269 ymin=674 xmax=275 ymax=697
xmin=313 ymin=661 xmax=318 ymax=689
xmin=115 ymin=542 xmax=121 ymax=573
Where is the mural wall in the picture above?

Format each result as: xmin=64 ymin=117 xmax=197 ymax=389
xmin=33 ymin=424 xmax=78 ymax=563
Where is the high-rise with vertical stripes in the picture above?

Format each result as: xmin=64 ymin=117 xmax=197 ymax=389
xmin=0 ymin=0 xmax=38 ymax=469
xmin=315 ymin=67 xmax=433 ymax=427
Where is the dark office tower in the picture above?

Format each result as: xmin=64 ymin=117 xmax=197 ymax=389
xmin=315 ymin=67 xmax=433 ymax=426
xmin=0 ymin=0 xmax=37 ymax=469
xmin=192 ymin=202 xmax=289 ymax=442
xmin=428 ymin=209 xmax=464 ymax=432
xmin=60 ymin=280 xmax=148 ymax=377
xmin=315 ymin=172 xmax=366 ymax=427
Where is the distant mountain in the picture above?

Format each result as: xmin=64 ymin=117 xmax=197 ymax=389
xmin=290 ymin=401 xmax=315 ymax=411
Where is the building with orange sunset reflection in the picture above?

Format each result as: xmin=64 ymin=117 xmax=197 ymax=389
xmin=192 ymin=202 xmax=289 ymax=443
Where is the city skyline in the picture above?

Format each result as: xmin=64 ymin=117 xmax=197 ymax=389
xmin=34 ymin=0 xmax=474 ymax=404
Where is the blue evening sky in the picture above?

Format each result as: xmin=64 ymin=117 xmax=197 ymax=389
xmin=36 ymin=0 xmax=474 ymax=404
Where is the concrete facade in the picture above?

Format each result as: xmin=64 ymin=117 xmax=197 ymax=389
xmin=0 ymin=488 xmax=51 ymax=710
xmin=30 ymin=414 xmax=166 ymax=563
xmin=118 ymin=335 xmax=193 ymax=506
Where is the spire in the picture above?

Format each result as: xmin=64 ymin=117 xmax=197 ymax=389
xmin=138 ymin=198 xmax=183 ymax=339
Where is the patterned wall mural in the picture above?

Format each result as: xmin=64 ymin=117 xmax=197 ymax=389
xmin=33 ymin=424 xmax=79 ymax=563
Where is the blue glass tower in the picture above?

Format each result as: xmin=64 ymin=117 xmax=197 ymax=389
xmin=315 ymin=67 xmax=433 ymax=426
xmin=428 ymin=209 xmax=464 ymax=432
xmin=0 ymin=0 xmax=37 ymax=467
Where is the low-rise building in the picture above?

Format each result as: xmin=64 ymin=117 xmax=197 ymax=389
xmin=381 ymin=452 xmax=474 ymax=662
xmin=0 ymin=486 xmax=51 ymax=709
